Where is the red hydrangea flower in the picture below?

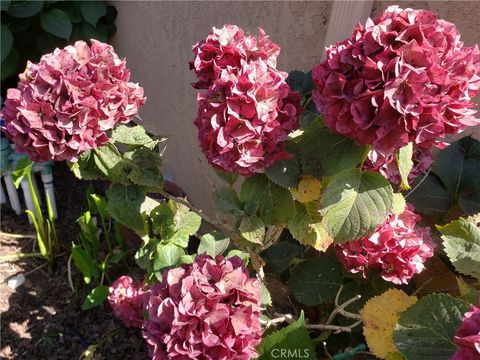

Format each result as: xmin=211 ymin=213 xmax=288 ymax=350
xmin=363 ymin=146 xmax=433 ymax=185
xmin=335 ymin=204 xmax=434 ymax=285
xmin=143 ymin=254 xmax=262 ymax=360
xmin=1 ymin=40 xmax=146 ymax=162
xmin=452 ymin=306 xmax=480 ymax=360
xmin=190 ymin=24 xmax=280 ymax=89
xmin=108 ymin=276 xmax=145 ymax=328
xmin=312 ymin=6 xmax=480 ymax=153
xmin=191 ymin=25 xmax=302 ymax=176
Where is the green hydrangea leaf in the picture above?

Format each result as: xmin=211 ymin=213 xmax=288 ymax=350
xmin=198 ymin=231 xmax=230 ymax=257
xmin=80 ymin=0 xmax=106 ymax=26
xmin=106 ymin=184 xmax=146 ymax=235
xmin=298 ymin=119 xmax=369 ymax=177
xmin=261 ymin=239 xmax=304 ymax=276
xmin=111 ymin=125 xmax=163 ymax=150
xmin=257 ymin=311 xmax=317 ymax=360
xmin=319 ymin=169 xmax=393 ymax=243
xmin=393 ymin=293 xmax=469 ymax=360
xmin=289 ymin=256 xmax=343 ymax=306
xmin=265 ymin=156 xmax=300 ymax=188
xmin=40 ymin=8 xmax=72 ymax=40
xmin=154 ymin=243 xmax=185 ymax=277
xmin=239 ymin=215 xmax=265 ymax=245
xmin=1 ymin=24 xmax=13 ymax=62
xmin=438 ymin=217 xmax=480 ymax=280
xmin=288 ymin=202 xmax=332 ymax=251
xmin=213 ymin=187 xmax=243 ymax=217
xmin=123 ymin=147 xmax=163 ymax=189
xmin=240 ymin=174 xmax=295 ymax=225
xmin=7 ymin=0 xmax=43 ymax=18
xmin=82 ymin=285 xmax=108 ymax=310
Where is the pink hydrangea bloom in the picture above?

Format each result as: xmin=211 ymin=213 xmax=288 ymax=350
xmin=312 ymin=6 xmax=480 ymax=153
xmin=143 ymin=254 xmax=262 ymax=360
xmin=363 ymin=146 xmax=433 ymax=185
xmin=1 ymin=40 xmax=146 ymax=162
xmin=452 ymin=306 xmax=480 ymax=360
xmin=108 ymin=276 xmax=145 ymax=328
xmin=335 ymin=204 xmax=435 ymax=285
xmin=190 ymin=24 xmax=280 ymax=89
xmin=191 ymin=25 xmax=302 ymax=176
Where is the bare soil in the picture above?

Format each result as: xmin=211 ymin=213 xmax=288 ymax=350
xmin=0 ymin=163 xmax=149 ymax=360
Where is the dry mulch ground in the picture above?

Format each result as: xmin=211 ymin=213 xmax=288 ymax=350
xmin=0 ymin=163 xmax=149 ymax=360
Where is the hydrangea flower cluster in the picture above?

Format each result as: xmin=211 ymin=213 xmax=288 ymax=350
xmin=109 ymin=255 xmax=262 ymax=360
xmin=363 ymin=147 xmax=433 ymax=185
xmin=452 ymin=306 xmax=480 ymax=360
xmin=191 ymin=25 xmax=302 ymax=176
xmin=107 ymin=275 xmax=146 ymax=328
xmin=312 ymin=6 xmax=480 ymax=154
xmin=1 ymin=40 xmax=145 ymax=162
xmin=335 ymin=204 xmax=434 ymax=285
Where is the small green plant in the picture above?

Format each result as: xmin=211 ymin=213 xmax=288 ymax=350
xmin=71 ymin=187 xmax=127 ymax=309
xmin=12 ymin=157 xmax=58 ymax=266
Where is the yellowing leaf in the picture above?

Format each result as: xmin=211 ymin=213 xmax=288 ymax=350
xmin=290 ymin=176 xmax=322 ymax=203
xmin=361 ymin=289 xmax=417 ymax=359
xmin=391 ymin=193 xmax=406 ymax=216
xmin=396 ymin=143 xmax=413 ymax=190
xmin=288 ymin=202 xmax=333 ymax=251
xmin=456 ymin=276 xmax=479 ymax=304
xmin=386 ymin=352 xmax=405 ymax=360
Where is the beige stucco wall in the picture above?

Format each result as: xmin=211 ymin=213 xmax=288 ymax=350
xmin=112 ymin=1 xmax=479 ymax=214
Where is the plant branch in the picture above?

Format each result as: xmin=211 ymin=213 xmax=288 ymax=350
xmin=263 ymin=286 xmax=363 ymax=333
xmin=327 ymin=285 xmax=362 ymax=324
xmin=306 ymin=320 xmax=363 ymax=333
xmin=260 ymin=314 xmax=294 ymax=328
xmin=159 ymin=190 xmax=238 ymax=239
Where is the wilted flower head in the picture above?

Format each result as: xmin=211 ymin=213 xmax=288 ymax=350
xmin=108 ymin=276 xmax=145 ymax=328
xmin=1 ymin=40 xmax=145 ymax=162
xmin=363 ymin=146 xmax=433 ymax=185
xmin=335 ymin=204 xmax=434 ymax=285
xmin=143 ymin=254 xmax=262 ymax=360
xmin=312 ymin=6 xmax=480 ymax=153
xmin=191 ymin=25 xmax=302 ymax=176
xmin=452 ymin=306 xmax=480 ymax=360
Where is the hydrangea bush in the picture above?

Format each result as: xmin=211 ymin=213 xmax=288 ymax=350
xmin=2 ymin=5 xmax=480 ymax=360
